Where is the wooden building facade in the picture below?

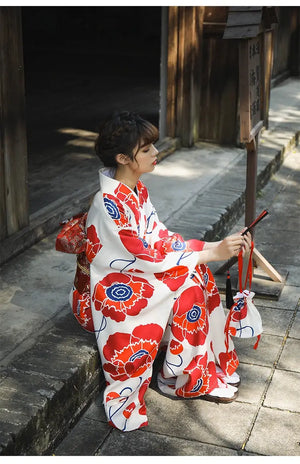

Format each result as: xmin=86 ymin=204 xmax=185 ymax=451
xmin=0 ymin=6 xmax=299 ymax=264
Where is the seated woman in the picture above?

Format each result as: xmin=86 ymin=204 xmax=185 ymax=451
xmin=84 ymin=111 xmax=250 ymax=432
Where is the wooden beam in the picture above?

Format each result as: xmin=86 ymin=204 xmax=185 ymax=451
xmin=191 ymin=7 xmax=204 ymax=143
xmin=245 ymin=135 xmax=258 ymax=231
xmin=166 ymin=6 xmax=179 ymax=138
xmin=176 ymin=6 xmax=193 ymax=145
xmin=176 ymin=6 xmax=204 ymax=146
xmin=0 ymin=7 xmax=29 ymax=239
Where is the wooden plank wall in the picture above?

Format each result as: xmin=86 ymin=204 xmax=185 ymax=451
xmin=167 ymin=6 xmax=239 ymax=146
xmin=263 ymin=30 xmax=274 ymax=128
xmin=198 ymin=37 xmax=239 ymax=145
xmin=166 ymin=6 xmax=204 ymax=147
xmin=166 ymin=6 xmax=178 ymax=139
xmin=0 ymin=7 xmax=29 ymax=240
xmin=272 ymin=7 xmax=300 ymax=81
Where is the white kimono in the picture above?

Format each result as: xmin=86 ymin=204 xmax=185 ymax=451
xmin=86 ymin=168 xmax=238 ymax=431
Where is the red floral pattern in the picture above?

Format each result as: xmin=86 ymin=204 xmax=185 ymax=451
xmin=114 ymin=184 xmax=140 ymax=224
xmin=154 ymin=266 xmax=190 ymax=291
xmin=119 ymin=229 xmax=165 ymax=263
xmin=92 ymin=273 xmax=154 ymax=322
xmin=102 ymin=324 xmax=163 ymax=381
xmin=103 ymin=193 xmax=132 ymax=228
xmin=229 ymin=296 xmax=248 ymax=324
xmin=71 ymin=288 xmax=94 ymax=332
xmin=56 ymin=213 xmax=87 ymax=254
xmin=219 ymin=349 xmax=239 ymax=377
xmin=171 ymin=286 xmax=208 ymax=346
xmin=169 ymin=339 xmax=183 ymax=355
xmin=138 ymin=377 xmax=151 ymax=416
xmin=86 ymin=224 xmax=103 ymax=263
xmin=175 ymin=353 xmax=218 ymax=397
xmin=192 ymin=265 xmax=221 ymax=313
xmin=155 ymin=230 xmax=186 ymax=254
xmin=137 ymin=181 xmax=149 ymax=207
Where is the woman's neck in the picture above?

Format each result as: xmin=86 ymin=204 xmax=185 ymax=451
xmin=114 ymin=166 xmax=139 ymax=192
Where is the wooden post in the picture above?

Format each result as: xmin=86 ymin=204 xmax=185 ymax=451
xmin=166 ymin=6 xmax=179 ymax=138
xmin=262 ymin=30 xmax=274 ymax=129
xmin=159 ymin=7 xmax=169 ymax=140
xmin=177 ymin=7 xmax=204 ymax=146
xmin=245 ymin=134 xmax=258 ymax=232
xmin=0 ymin=7 xmax=29 ymax=240
xmin=177 ymin=7 xmax=194 ymax=146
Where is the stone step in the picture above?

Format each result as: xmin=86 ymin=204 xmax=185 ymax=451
xmin=0 ymin=313 xmax=103 ymax=455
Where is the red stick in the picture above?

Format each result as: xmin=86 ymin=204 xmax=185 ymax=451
xmin=242 ymin=209 xmax=269 ymax=235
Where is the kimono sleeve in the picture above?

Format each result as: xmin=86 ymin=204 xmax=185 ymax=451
xmin=87 ymin=192 xmax=201 ymax=275
xmin=142 ymin=191 xmax=205 ymax=255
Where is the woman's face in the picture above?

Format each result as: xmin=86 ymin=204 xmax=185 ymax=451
xmin=128 ymin=142 xmax=159 ymax=175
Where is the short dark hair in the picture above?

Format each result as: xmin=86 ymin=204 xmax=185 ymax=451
xmin=95 ymin=111 xmax=159 ymax=168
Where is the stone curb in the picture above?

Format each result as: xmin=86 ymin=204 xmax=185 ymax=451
xmin=0 ymin=128 xmax=298 ymax=456
xmin=0 ymin=313 xmax=103 ymax=455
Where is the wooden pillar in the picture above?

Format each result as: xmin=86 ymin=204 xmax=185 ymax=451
xmin=291 ymin=6 xmax=300 ymax=76
xmin=166 ymin=6 xmax=204 ymax=146
xmin=159 ymin=6 xmax=169 ymax=139
xmin=166 ymin=6 xmax=179 ymax=139
xmin=262 ymin=30 xmax=274 ymax=129
xmin=245 ymin=135 xmax=258 ymax=233
xmin=0 ymin=7 xmax=29 ymax=240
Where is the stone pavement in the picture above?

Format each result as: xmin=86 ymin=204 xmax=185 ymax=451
xmin=0 ymin=78 xmax=300 ymax=456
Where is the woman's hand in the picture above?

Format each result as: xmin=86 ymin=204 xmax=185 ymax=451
xmin=240 ymin=230 xmax=252 ymax=256
xmin=197 ymin=231 xmax=252 ymax=265
xmin=213 ymin=233 xmax=245 ymax=261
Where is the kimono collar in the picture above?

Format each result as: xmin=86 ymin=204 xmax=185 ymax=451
xmin=99 ymin=168 xmax=141 ymax=205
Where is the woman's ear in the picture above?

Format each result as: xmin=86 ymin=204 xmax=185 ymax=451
xmin=115 ymin=153 xmax=130 ymax=165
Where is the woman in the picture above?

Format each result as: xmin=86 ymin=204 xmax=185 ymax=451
xmin=86 ymin=111 xmax=250 ymax=431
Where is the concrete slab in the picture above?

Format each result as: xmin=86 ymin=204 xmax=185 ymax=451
xmin=97 ymin=429 xmax=239 ymax=456
xmin=249 ymin=285 xmax=300 ymax=311
xmin=289 ymin=311 xmax=300 ymax=339
xmin=0 ymin=312 xmax=100 ymax=455
xmin=245 ymin=407 xmax=300 ymax=456
xmin=0 ymin=234 xmax=76 ymax=367
xmin=144 ymin=388 xmax=257 ymax=450
xmin=0 ymin=369 xmax=64 ymax=455
xmin=54 ymin=416 xmax=111 ymax=456
xmin=233 ymin=334 xmax=283 ymax=367
xmin=278 ymin=338 xmax=300 ymax=373
xmin=254 ymin=231 xmax=300 ymax=267
xmin=236 ymin=363 xmax=272 ymax=404
xmin=83 ymin=391 xmax=107 ymax=423
xmin=258 ymin=306 xmax=294 ymax=336
xmin=264 ymin=369 xmax=300 ymax=413
xmin=10 ymin=337 xmax=96 ymax=382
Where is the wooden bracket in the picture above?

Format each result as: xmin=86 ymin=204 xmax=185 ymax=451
xmin=252 ymin=247 xmax=283 ymax=282
xmin=215 ymin=247 xmax=283 ymax=284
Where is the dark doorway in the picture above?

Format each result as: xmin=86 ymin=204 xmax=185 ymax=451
xmin=22 ymin=6 xmax=162 ymax=215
